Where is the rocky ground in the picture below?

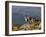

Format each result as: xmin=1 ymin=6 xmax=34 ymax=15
xmin=12 ymin=20 xmax=41 ymax=31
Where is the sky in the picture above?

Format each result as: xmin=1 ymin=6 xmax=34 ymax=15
xmin=12 ymin=6 xmax=41 ymax=25
xmin=12 ymin=6 xmax=41 ymax=17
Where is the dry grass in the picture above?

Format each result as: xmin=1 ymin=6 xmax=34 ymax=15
xmin=12 ymin=21 xmax=41 ymax=31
